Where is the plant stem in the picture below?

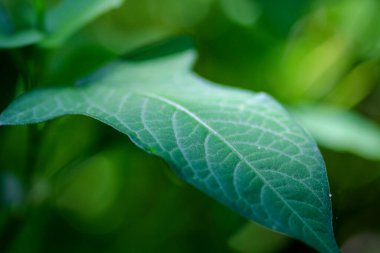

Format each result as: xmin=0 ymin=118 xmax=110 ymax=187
xmin=33 ymin=0 xmax=46 ymax=32
xmin=1 ymin=45 xmax=44 ymax=252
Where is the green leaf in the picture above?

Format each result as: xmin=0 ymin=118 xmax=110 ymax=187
xmin=291 ymin=105 xmax=380 ymax=161
xmin=0 ymin=29 xmax=43 ymax=48
xmin=40 ymin=0 xmax=124 ymax=47
xmin=0 ymin=49 xmax=339 ymax=252
xmin=220 ymin=0 xmax=260 ymax=26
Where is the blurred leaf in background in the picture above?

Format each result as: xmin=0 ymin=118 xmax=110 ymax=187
xmin=291 ymin=105 xmax=380 ymax=161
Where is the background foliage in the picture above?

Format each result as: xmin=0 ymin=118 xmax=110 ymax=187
xmin=0 ymin=0 xmax=380 ymax=252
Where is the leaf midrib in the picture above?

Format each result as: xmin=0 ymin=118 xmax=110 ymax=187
xmin=136 ymin=91 xmax=334 ymax=253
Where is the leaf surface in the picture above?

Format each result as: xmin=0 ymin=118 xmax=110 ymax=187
xmin=0 ymin=49 xmax=339 ymax=252
xmin=0 ymin=29 xmax=43 ymax=48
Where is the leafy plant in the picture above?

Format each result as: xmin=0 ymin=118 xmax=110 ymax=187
xmin=1 ymin=0 xmax=380 ymax=253
xmin=0 ymin=43 xmax=339 ymax=252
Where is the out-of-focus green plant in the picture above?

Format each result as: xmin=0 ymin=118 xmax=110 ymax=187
xmin=1 ymin=0 xmax=380 ymax=253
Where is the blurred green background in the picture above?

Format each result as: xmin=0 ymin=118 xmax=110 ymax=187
xmin=1 ymin=0 xmax=380 ymax=252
